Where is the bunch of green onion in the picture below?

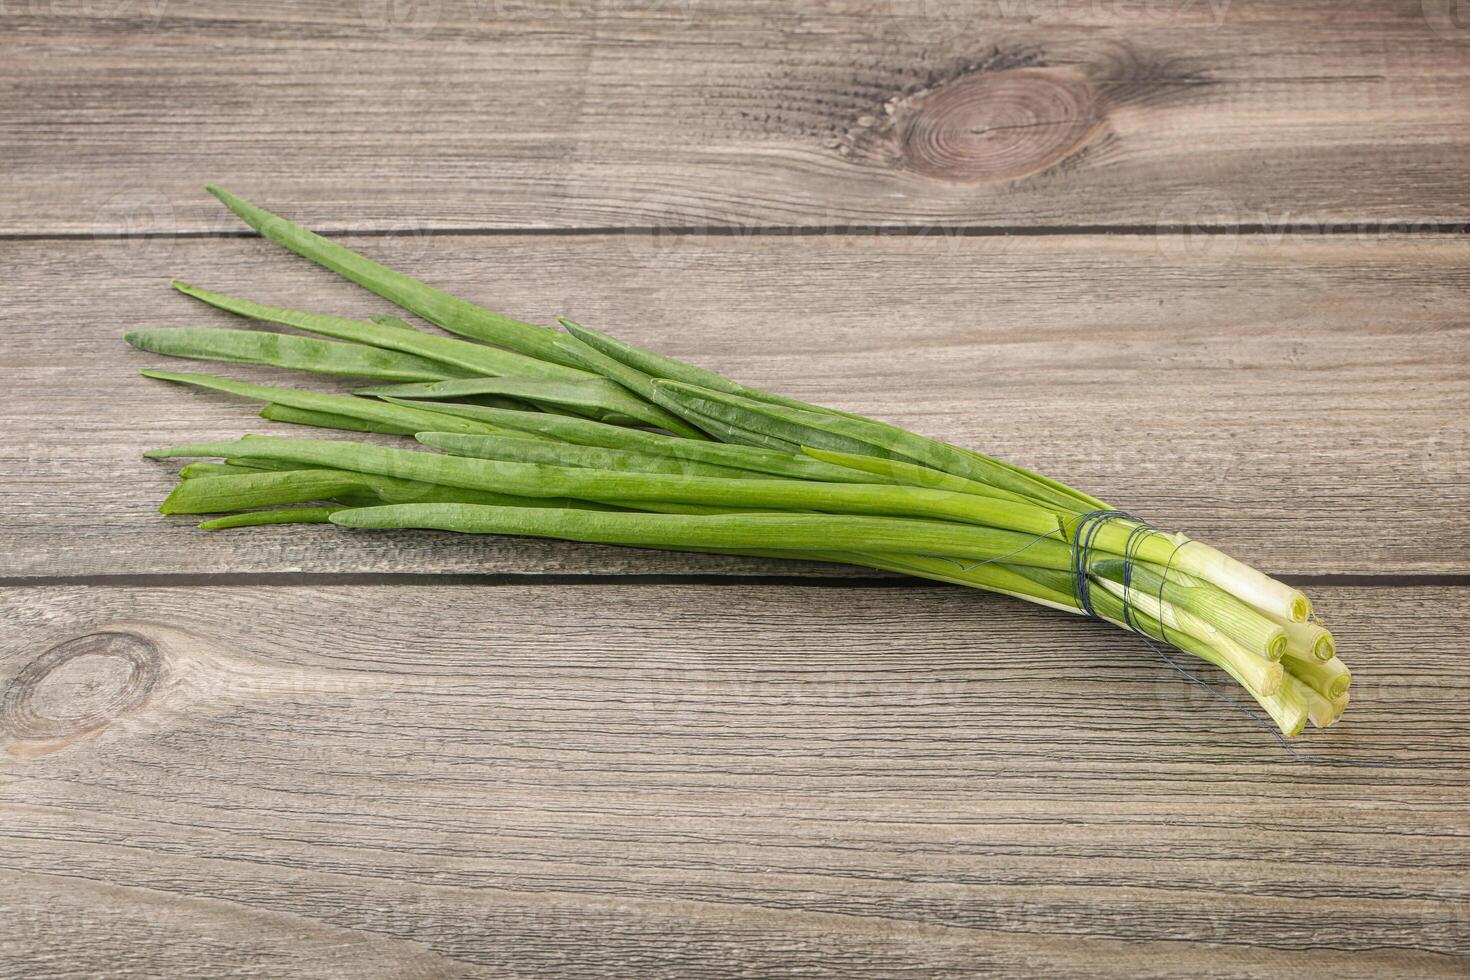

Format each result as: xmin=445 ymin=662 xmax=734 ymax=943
xmin=131 ymin=187 xmax=1353 ymax=738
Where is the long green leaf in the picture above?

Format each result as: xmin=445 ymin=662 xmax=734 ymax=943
xmin=655 ymin=380 xmax=879 ymax=456
xmin=655 ymin=380 xmax=1102 ymax=512
xmin=199 ymin=507 xmax=344 ymax=530
xmin=384 ymin=402 xmax=896 ymax=484
xmin=142 ymin=435 xmax=1086 ymax=564
xmin=555 ymin=329 xmax=663 ymax=402
xmin=416 ymin=432 xmax=770 ymax=481
xmin=560 ymin=320 xmax=764 ymax=399
xmin=141 ymin=369 xmax=504 ymax=436
xmin=173 ymin=281 xmax=591 ymax=382
xmin=205 ymin=186 xmax=584 ymax=369
xmin=358 ymin=376 xmax=700 ymax=437
xmin=651 ymin=394 xmax=804 ymax=452
xmin=558 ymin=318 xmax=875 ymax=416
xmin=127 ymin=327 xmax=463 ymax=382
xmin=163 ymin=469 xmax=382 ymax=514
xmin=164 ymin=464 xmax=619 ymax=514
xmin=330 ymin=503 xmax=1068 ymax=567
xmin=564 ymin=319 xmax=1108 ymax=511
xmin=800 ymin=447 xmax=1036 ymax=504
xmin=180 ymin=461 xmax=265 ymax=479
xmin=260 ymin=403 xmax=419 ymax=436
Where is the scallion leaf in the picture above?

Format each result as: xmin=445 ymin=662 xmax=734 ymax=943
xmin=174 ymin=281 xmax=591 ymax=381
xmin=205 ymin=185 xmax=583 ymax=369
xmin=357 ymin=376 xmax=701 ymax=437
xmin=126 ymin=327 xmax=465 ymax=382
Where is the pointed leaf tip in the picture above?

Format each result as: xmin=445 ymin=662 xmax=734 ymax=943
xmin=204 ymin=186 xmax=236 ymax=208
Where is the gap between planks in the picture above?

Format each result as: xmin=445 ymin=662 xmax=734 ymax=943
xmin=6 ymin=222 xmax=1470 ymax=243
xmin=1 ymin=572 xmax=1468 ymax=590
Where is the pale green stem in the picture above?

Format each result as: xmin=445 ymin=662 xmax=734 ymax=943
xmin=1281 ymin=652 xmax=1352 ymax=700
xmin=1283 ymin=620 xmax=1336 ymax=662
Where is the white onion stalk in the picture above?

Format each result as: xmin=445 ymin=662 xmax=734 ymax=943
xmin=1166 ymin=537 xmax=1312 ymax=623
xmin=1282 ymin=619 xmax=1337 ymax=662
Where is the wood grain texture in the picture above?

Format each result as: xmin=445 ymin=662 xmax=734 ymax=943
xmin=7 ymin=2 xmax=1469 ymax=973
xmin=2 ymin=583 xmax=1467 ymax=978
xmin=4 ymin=0 xmax=1470 ymax=233
xmin=4 ymin=232 xmax=1466 ymax=577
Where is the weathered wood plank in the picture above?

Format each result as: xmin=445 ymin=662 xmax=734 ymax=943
xmin=4 ymin=0 xmax=1470 ymax=233
xmin=2 ymin=583 xmax=1466 ymax=978
xmin=4 ymin=232 xmax=1466 ymax=576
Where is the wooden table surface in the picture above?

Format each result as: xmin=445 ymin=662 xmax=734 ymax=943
xmin=3 ymin=3 xmax=1468 ymax=976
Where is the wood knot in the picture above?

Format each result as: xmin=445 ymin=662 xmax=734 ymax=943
xmin=897 ymin=68 xmax=1102 ymax=184
xmin=2 ymin=631 xmax=164 ymax=747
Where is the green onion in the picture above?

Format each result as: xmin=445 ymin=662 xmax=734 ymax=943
xmin=205 ymin=186 xmax=584 ymax=369
xmin=174 ymin=282 xmax=592 ymax=382
xmin=385 ymin=402 xmax=896 ymax=484
xmin=163 ymin=469 xmax=386 ymax=514
xmin=1281 ymin=650 xmax=1352 ymax=701
xmin=554 ymin=329 xmax=665 ymax=405
xmin=417 ymin=432 xmax=774 ymax=482
xmin=179 ymin=461 xmax=261 ymax=479
xmin=653 ymin=379 xmax=1103 ymax=513
xmin=165 ymin=462 xmax=620 ymax=514
xmin=143 ymin=435 xmax=1080 ymax=549
xmin=1089 ymin=559 xmax=1287 ymax=662
xmin=329 ymin=503 xmax=1068 ymax=566
xmin=800 ymin=446 xmax=1037 ymax=503
xmin=260 ymin=403 xmax=419 ymax=436
xmin=563 ymin=319 xmax=1107 ymax=513
xmin=142 ymin=369 xmax=504 ymax=436
xmin=199 ymin=506 xmax=344 ymax=530
xmin=356 ymin=376 xmax=702 ymax=437
xmin=368 ymin=315 xmax=422 ymax=332
xmin=128 ymin=187 xmax=1350 ymax=739
xmin=126 ymin=327 xmax=464 ymax=382
xmin=1282 ymin=619 xmax=1337 ymax=662
xmin=559 ymin=318 xmax=806 ymax=408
